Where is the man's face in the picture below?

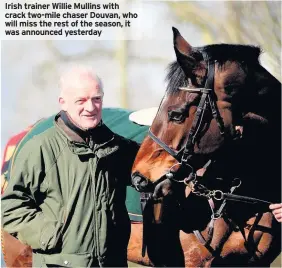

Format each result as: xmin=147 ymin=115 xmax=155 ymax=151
xmin=59 ymin=75 xmax=103 ymax=130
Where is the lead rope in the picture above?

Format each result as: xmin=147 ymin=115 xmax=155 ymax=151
xmin=140 ymin=192 xmax=153 ymax=257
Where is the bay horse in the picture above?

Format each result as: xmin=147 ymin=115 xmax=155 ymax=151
xmin=131 ymin=27 xmax=281 ymax=267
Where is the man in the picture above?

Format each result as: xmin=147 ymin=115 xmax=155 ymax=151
xmin=2 ymin=66 xmax=139 ymax=267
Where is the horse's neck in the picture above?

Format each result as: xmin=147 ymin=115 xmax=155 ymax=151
xmin=252 ymin=64 xmax=281 ymax=123
xmin=235 ymin=64 xmax=281 ymax=177
xmin=204 ymin=126 xmax=280 ymax=202
xmin=255 ymin=64 xmax=281 ymax=90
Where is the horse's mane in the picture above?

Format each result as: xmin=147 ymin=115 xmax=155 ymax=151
xmin=165 ymin=61 xmax=186 ymax=95
xmin=200 ymin=44 xmax=262 ymax=63
xmin=165 ymin=44 xmax=262 ymax=95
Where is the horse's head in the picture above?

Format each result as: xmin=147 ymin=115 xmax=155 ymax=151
xmin=132 ymin=27 xmax=280 ymax=195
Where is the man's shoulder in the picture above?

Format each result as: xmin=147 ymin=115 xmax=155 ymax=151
xmin=14 ymin=115 xmax=59 ymax=151
xmin=113 ymin=132 xmax=139 ymax=147
xmin=17 ymin=125 xmax=66 ymax=159
xmin=112 ymin=134 xmax=140 ymax=159
xmin=28 ymin=125 xmax=63 ymax=146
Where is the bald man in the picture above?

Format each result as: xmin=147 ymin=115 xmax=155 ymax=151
xmin=2 ymin=66 xmax=139 ymax=267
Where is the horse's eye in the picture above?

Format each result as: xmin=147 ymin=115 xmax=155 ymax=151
xmin=168 ymin=110 xmax=186 ymax=123
xmin=152 ymin=150 xmax=163 ymax=158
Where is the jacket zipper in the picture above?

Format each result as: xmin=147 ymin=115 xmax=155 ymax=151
xmin=90 ymin=155 xmax=101 ymax=262
xmin=89 ymin=140 xmax=117 ymax=265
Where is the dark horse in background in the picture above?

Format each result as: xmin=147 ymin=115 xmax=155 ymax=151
xmin=131 ymin=27 xmax=281 ymax=267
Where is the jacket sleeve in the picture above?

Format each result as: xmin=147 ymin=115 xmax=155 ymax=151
xmin=1 ymin=139 xmax=63 ymax=251
xmin=119 ymin=138 xmax=140 ymax=186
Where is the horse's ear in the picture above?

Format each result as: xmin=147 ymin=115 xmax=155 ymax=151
xmin=172 ymin=27 xmax=196 ymax=76
xmin=172 ymin=27 xmax=192 ymax=56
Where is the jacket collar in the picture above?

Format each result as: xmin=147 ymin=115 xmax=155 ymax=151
xmin=55 ymin=111 xmax=117 ymax=157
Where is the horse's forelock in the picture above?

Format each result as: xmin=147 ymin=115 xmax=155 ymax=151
xmin=165 ymin=61 xmax=186 ymax=95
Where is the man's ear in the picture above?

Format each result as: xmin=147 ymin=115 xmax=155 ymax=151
xmin=59 ymin=97 xmax=67 ymax=111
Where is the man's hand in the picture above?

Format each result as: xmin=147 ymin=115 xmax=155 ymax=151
xmin=269 ymin=203 xmax=282 ymax=223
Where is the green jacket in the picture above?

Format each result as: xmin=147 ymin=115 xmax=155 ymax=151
xmin=2 ymin=113 xmax=139 ymax=267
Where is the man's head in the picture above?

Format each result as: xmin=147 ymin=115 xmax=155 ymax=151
xmin=59 ymin=65 xmax=104 ymax=130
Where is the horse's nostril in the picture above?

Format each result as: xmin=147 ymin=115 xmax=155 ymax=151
xmin=131 ymin=173 xmax=141 ymax=183
xmin=131 ymin=173 xmax=151 ymax=192
xmin=131 ymin=174 xmax=142 ymax=189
